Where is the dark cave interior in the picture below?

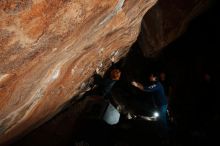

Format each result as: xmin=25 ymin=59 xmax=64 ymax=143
xmin=11 ymin=2 xmax=219 ymax=146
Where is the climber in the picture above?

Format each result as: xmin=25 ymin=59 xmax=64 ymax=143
xmin=101 ymin=68 xmax=122 ymax=125
xmin=101 ymin=68 xmax=121 ymax=98
xmin=131 ymin=72 xmax=169 ymax=134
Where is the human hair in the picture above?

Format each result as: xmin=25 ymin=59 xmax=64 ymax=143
xmin=110 ymin=69 xmax=121 ymax=80
xmin=148 ymin=72 xmax=158 ymax=82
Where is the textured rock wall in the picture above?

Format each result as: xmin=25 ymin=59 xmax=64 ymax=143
xmin=138 ymin=0 xmax=210 ymax=57
xmin=0 ymin=0 xmax=157 ymax=144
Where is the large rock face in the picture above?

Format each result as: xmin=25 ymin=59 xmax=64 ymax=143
xmin=138 ymin=0 xmax=210 ymax=57
xmin=0 ymin=0 xmax=157 ymax=144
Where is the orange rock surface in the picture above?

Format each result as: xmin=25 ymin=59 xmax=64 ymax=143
xmin=0 ymin=0 xmax=157 ymax=144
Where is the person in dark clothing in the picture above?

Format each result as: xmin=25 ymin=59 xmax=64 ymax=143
xmin=131 ymin=73 xmax=169 ymax=132
xmin=83 ymin=68 xmax=122 ymax=125
xmin=101 ymin=68 xmax=122 ymax=125
xmin=159 ymin=71 xmax=175 ymax=123
xmin=86 ymin=68 xmax=121 ymax=99
xmin=159 ymin=71 xmax=173 ymax=99
xmin=101 ymin=69 xmax=121 ymax=99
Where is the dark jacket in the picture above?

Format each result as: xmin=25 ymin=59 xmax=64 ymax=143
xmin=144 ymin=81 xmax=168 ymax=107
xmin=102 ymin=78 xmax=117 ymax=98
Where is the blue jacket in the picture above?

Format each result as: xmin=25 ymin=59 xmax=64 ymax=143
xmin=144 ymin=81 xmax=168 ymax=107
